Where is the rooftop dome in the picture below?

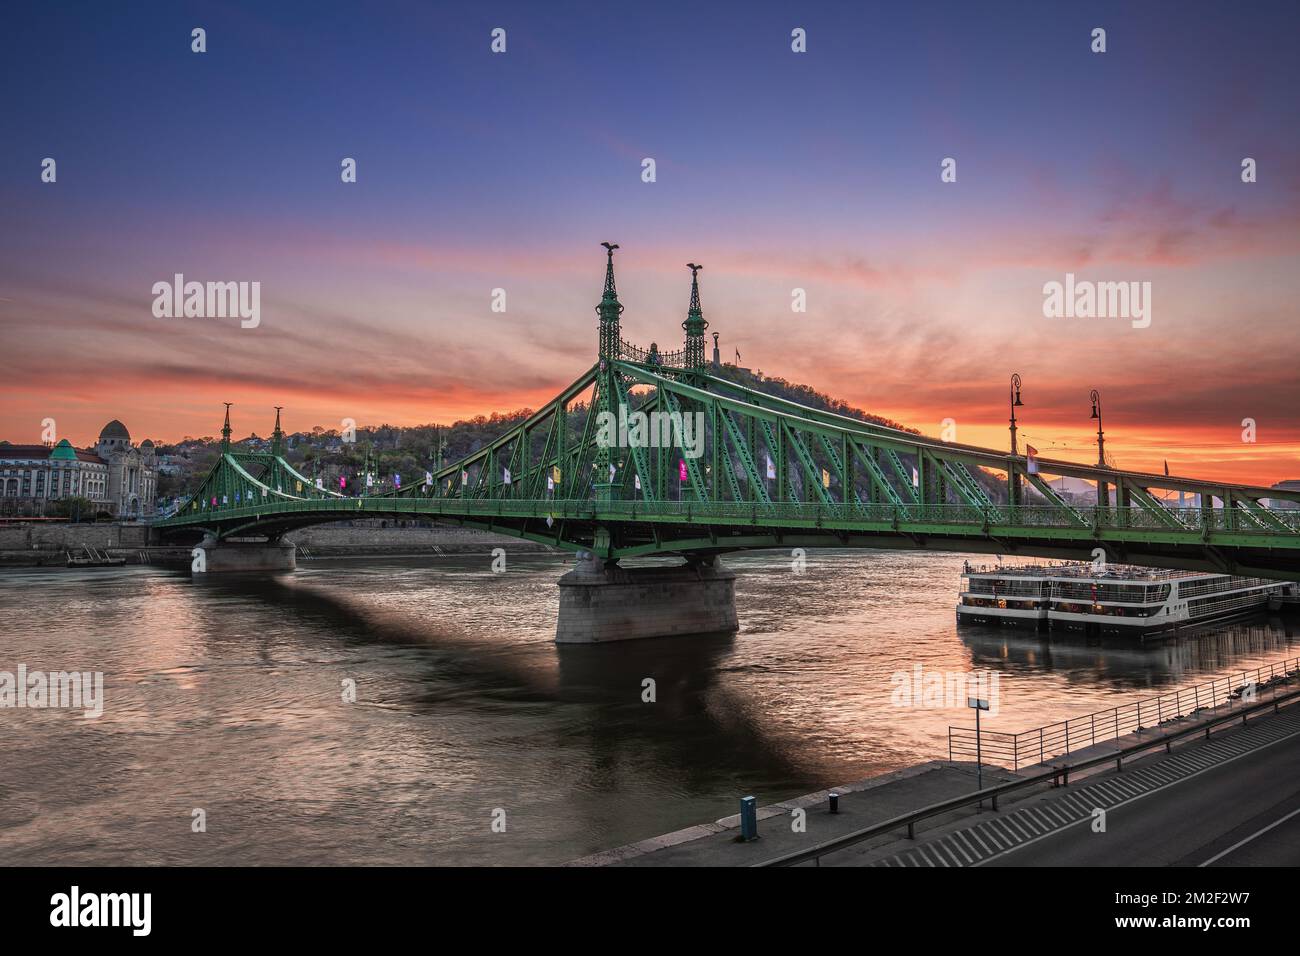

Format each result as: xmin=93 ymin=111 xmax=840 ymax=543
xmin=49 ymin=439 xmax=78 ymax=461
xmin=140 ymin=439 xmax=154 ymax=448
xmin=99 ymin=420 xmax=130 ymax=442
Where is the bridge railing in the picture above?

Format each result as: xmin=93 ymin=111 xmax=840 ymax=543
xmin=157 ymin=496 xmax=1300 ymax=537
xmin=948 ymin=655 xmax=1300 ymax=770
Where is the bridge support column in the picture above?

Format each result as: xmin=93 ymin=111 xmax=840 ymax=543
xmin=556 ymin=553 xmax=738 ymax=643
xmin=192 ymin=535 xmax=296 ymax=574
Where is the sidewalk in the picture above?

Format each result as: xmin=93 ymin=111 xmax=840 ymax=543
xmin=567 ymin=760 xmax=1019 ymax=867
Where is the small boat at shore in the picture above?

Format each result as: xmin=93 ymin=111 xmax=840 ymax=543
xmin=66 ymin=545 xmax=127 ymax=568
xmin=957 ymin=560 xmax=1296 ymax=639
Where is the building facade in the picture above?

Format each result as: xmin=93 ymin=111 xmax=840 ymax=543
xmin=0 ymin=420 xmax=156 ymax=518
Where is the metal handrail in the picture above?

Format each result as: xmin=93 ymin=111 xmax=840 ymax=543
xmin=763 ymin=685 xmax=1300 ymax=867
xmin=949 ymin=655 xmax=1300 ymax=769
xmin=158 ymin=498 xmax=1300 ymax=536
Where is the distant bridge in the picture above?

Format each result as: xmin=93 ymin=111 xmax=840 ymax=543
xmin=156 ymin=245 xmax=1300 ymax=583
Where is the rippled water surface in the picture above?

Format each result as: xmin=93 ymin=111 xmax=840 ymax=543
xmin=1 ymin=551 xmax=1296 ymax=865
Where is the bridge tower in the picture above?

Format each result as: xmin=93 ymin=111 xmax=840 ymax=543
xmin=592 ymin=242 xmax=625 ymax=504
xmin=221 ymin=402 xmax=233 ymax=453
xmin=270 ymin=405 xmax=284 ymax=457
xmin=682 ymin=263 xmax=708 ymax=369
xmin=597 ymin=241 xmax=624 ymax=362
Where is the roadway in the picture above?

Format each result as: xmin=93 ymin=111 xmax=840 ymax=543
xmin=920 ymin=708 xmax=1300 ymax=867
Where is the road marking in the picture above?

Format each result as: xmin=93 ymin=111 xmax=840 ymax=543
xmin=1041 ymin=804 xmax=1072 ymax=826
xmin=971 ymin=714 xmax=1300 ymax=866
xmin=1016 ymin=811 xmax=1044 ymax=836
xmin=1061 ymin=793 xmax=1093 ymax=815
xmin=1198 ymin=805 xmax=1300 ymax=867
xmin=975 ymin=822 xmax=1006 ymax=850
xmin=943 ymin=839 xmax=969 ymax=865
xmin=1003 ymin=816 xmax=1035 ymax=841
xmin=965 ymin=828 xmax=993 ymax=855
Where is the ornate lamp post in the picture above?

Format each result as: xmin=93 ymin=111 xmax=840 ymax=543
xmin=1090 ymin=389 xmax=1106 ymax=467
xmin=1009 ymin=374 xmax=1024 ymax=456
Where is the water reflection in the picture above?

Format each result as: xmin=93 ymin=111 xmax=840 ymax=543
xmin=0 ymin=552 xmax=1295 ymax=865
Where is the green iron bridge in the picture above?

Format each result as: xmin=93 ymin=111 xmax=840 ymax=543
xmin=155 ymin=245 xmax=1300 ymax=581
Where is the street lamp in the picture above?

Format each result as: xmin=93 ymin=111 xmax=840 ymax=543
xmin=1090 ymin=389 xmax=1106 ymax=468
xmin=1009 ymin=373 xmax=1024 ymax=456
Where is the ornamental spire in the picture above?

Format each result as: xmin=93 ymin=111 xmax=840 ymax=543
xmin=682 ymin=263 xmax=708 ymax=369
xmin=596 ymin=242 xmax=624 ymax=361
xmin=271 ymin=406 xmax=284 ymax=456
xmin=221 ymin=403 xmax=233 ymax=452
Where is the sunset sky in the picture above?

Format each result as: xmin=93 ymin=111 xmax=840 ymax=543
xmin=3 ymin=1 xmax=1298 ymax=485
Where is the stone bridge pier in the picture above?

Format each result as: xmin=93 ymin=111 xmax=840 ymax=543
xmin=191 ymin=534 xmax=296 ymax=574
xmin=556 ymin=552 xmax=739 ymax=643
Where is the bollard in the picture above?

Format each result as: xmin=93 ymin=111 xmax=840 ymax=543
xmin=739 ymin=796 xmax=758 ymax=842
xmin=828 ymin=791 xmax=839 ymax=814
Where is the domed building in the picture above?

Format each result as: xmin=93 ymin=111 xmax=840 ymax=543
xmin=0 ymin=421 xmax=156 ymax=518
xmin=95 ymin=421 xmax=156 ymax=518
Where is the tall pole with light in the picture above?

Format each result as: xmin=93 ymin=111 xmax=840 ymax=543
xmin=1089 ymin=389 xmax=1106 ymax=467
xmin=1091 ymin=388 xmax=1110 ymax=509
xmin=1008 ymin=374 xmax=1024 ymax=508
xmin=1009 ymin=373 xmax=1024 ymax=456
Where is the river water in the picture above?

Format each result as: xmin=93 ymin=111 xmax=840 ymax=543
xmin=1 ymin=550 xmax=1295 ymax=865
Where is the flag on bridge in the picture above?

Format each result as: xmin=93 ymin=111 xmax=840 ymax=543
xmin=315 ymin=478 xmax=322 ymax=489
xmin=765 ymin=454 xmax=776 ymax=480
xmin=1026 ymin=445 xmax=1040 ymax=475
xmin=912 ymin=467 xmax=919 ymax=488
xmin=461 ymin=469 xmax=469 ymax=486
xmin=366 ymin=473 xmax=374 ymax=488
xmin=679 ymin=459 xmax=688 ymax=481
xmin=503 ymin=467 xmax=511 ymax=485
xmin=634 ymin=473 xmax=641 ymax=491
xmin=609 ymin=463 xmax=616 ymax=481
xmin=735 ymin=348 xmax=742 ymax=364
xmin=552 ymin=466 xmax=561 ymax=482
xmin=394 ymin=473 xmax=401 ymax=488
xmin=547 ymin=475 xmax=554 ymax=491
xmin=822 ymin=468 xmax=831 ymax=489
xmin=339 ymin=475 xmax=346 ymax=490
xmin=425 ymin=470 xmax=432 ymax=487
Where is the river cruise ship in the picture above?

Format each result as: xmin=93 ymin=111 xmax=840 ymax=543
xmin=957 ymin=561 xmax=1293 ymax=638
